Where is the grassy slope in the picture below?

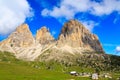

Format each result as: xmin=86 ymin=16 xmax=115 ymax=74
xmin=0 ymin=51 xmax=119 ymax=80
xmin=0 ymin=62 xmax=91 ymax=80
xmin=0 ymin=51 xmax=90 ymax=80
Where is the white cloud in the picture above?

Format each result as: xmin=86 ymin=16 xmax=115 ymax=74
xmin=91 ymin=0 xmax=120 ymax=16
xmin=116 ymin=46 xmax=120 ymax=52
xmin=41 ymin=0 xmax=91 ymax=19
xmin=0 ymin=0 xmax=33 ymax=35
xmin=42 ymin=6 xmax=74 ymax=19
xmin=41 ymin=0 xmax=120 ymax=18
xmin=41 ymin=0 xmax=120 ymax=31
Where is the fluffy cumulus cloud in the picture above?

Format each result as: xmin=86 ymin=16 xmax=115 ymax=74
xmin=42 ymin=0 xmax=120 ymax=18
xmin=0 ymin=0 xmax=33 ymax=35
xmin=41 ymin=0 xmax=120 ymax=31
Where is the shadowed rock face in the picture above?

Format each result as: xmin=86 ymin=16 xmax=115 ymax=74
xmin=57 ymin=20 xmax=104 ymax=52
xmin=36 ymin=27 xmax=54 ymax=45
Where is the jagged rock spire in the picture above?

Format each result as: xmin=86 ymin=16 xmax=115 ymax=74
xmin=36 ymin=26 xmax=54 ymax=45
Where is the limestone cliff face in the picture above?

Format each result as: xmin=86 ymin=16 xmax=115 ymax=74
xmin=36 ymin=27 xmax=54 ymax=45
xmin=0 ymin=24 xmax=35 ymax=47
xmin=57 ymin=20 xmax=104 ymax=52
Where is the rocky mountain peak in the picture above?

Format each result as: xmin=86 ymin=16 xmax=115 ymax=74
xmin=36 ymin=26 xmax=54 ymax=45
xmin=0 ymin=24 xmax=35 ymax=48
xmin=16 ymin=24 xmax=30 ymax=33
xmin=57 ymin=20 xmax=104 ymax=53
xmin=60 ymin=20 xmax=89 ymax=37
xmin=40 ymin=26 xmax=49 ymax=32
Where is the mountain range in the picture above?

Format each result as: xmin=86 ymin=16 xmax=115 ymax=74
xmin=0 ymin=20 xmax=105 ymax=61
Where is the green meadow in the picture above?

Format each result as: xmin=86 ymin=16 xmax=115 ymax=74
xmin=0 ymin=51 xmax=120 ymax=80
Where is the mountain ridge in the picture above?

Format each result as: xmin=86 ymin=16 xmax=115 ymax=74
xmin=0 ymin=20 xmax=104 ymax=61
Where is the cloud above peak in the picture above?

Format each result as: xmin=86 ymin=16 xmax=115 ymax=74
xmin=41 ymin=0 xmax=120 ymax=18
xmin=0 ymin=0 xmax=33 ymax=35
xmin=41 ymin=0 xmax=120 ymax=31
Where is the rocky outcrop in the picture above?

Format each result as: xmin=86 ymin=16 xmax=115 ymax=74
xmin=0 ymin=24 xmax=35 ymax=54
xmin=57 ymin=20 xmax=104 ymax=53
xmin=36 ymin=27 xmax=54 ymax=45
xmin=7 ymin=24 xmax=35 ymax=47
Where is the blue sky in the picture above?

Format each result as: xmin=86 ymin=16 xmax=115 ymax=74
xmin=0 ymin=0 xmax=120 ymax=55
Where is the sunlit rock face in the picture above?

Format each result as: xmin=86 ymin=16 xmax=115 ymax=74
xmin=36 ymin=26 xmax=54 ymax=45
xmin=57 ymin=20 xmax=104 ymax=52
xmin=1 ymin=24 xmax=35 ymax=47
